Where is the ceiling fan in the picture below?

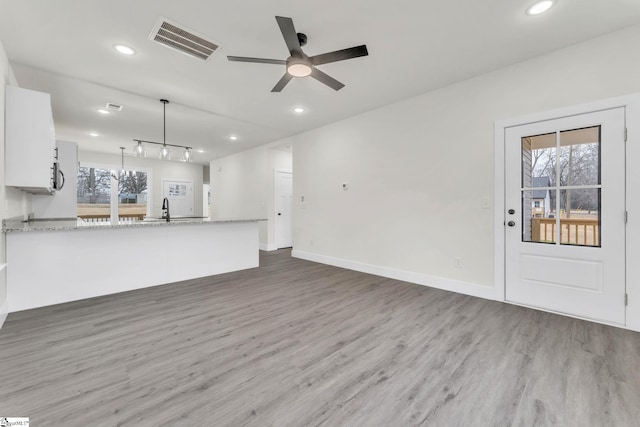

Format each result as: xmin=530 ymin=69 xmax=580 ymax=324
xmin=227 ymin=16 xmax=369 ymax=92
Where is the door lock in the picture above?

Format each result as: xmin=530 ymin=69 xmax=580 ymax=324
xmin=508 ymin=209 xmax=515 ymax=215
xmin=507 ymin=221 xmax=516 ymax=227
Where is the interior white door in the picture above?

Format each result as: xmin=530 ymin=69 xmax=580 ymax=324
xmin=275 ymin=171 xmax=293 ymax=248
xmin=162 ymin=180 xmax=194 ymax=217
xmin=203 ymin=184 xmax=211 ymax=218
xmin=505 ymin=108 xmax=626 ymax=324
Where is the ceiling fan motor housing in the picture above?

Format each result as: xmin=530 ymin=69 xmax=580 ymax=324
xmin=297 ymin=32 xmax=307 ymax=46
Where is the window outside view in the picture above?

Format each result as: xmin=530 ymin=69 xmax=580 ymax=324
xmin=77 ymin=166 xmax=148 ymax=222
xmin=521 ymin=126 xmax=601 ymax=247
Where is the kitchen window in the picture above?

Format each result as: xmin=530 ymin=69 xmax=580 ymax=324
xmin=77 ymin=165 xmax=149 ymax=222
xmin=116 ymin=170 xmax=148 ymax=221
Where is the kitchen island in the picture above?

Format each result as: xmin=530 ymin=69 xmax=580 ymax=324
xmin=3 ymin=218 xmax=264 ymax=312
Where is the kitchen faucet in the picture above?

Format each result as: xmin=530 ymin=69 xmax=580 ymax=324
xmin=161 ymin=197 xmax=170 ymax=222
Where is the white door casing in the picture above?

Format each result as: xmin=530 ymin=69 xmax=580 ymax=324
xmin=203 ymin=184 xmax=211 ymax=218
xmin=504 ymin=108 xmax=626 ymax=324
xmin=275 ymin=170 xmax=293 ymax=249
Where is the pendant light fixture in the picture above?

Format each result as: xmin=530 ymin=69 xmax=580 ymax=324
xmin=111 ymin=146 xmax=126 ymax=181
xmin=133 ymin=98 xmax=193 ymax=162
xmin=182 ymin=147 xmax=192 ymax=163
xmin=133 ymin=140 xmax=146 ymax=157
xmin=159 ymin=99 xmax=171 ymax=160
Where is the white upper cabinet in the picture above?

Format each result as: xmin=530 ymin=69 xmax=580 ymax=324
xmin=5 ymin=85 xmax=56 ymax=194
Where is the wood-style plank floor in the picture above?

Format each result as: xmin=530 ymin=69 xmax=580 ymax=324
xmin=1 ymin=249 xmax=639 ymax=426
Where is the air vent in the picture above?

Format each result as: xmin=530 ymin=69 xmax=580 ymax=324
xmin=105 ymin=102 xmax=123 ymax=112
xmin=149 ymin=17 xmax=219 ymax=61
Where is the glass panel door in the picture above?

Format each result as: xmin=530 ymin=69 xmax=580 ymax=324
xmin=505 ymin=107 xmax=625 ymax=324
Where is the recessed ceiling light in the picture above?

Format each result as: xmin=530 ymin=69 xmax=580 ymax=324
xmin=89 ymin=132 xmax=99 ymax=137
xmin=197 ymin=149 xmax=205 ymax=153
xmin=526 ymin=0 xmax=555 ymax=15
xmin=97 ymin=109 xmax=110 ymax=114
xmin=293 ymin=107 xmax=305 ymax=113
xmin=229 ymin=135 xmax=238 ymax=141
xmin=114 ymin=44 xmax=136 ymax=55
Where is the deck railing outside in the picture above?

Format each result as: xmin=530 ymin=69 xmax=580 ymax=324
xmin=77 ymin=203 xmax=146 ymax=223
xmin=532 ymin=217 xmax=599 ymax=246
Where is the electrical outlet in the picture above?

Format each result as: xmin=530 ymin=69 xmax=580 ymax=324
xmin=454 ymin=257 xmax=463 ymax=269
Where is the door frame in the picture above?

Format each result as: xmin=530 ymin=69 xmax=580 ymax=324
xmin=273 ymin=169 xmax=293 ymax=249
xmin=161 ymin=178 xmax=194 ymax=217
xmin=494 ymin=93 xmax=640 ymax=331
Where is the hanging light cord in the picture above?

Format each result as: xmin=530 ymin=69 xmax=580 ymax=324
xmin=162 ymin=99 xmax=167 ymax=147
xmin=111 ymin=146 xmax=126 ymax=182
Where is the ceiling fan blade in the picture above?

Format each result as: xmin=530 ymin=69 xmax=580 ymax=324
xmin=271 ymin=73 xmax=294 ymax=92
xmin=310 ymin=68 xmax=345 ymax=91
xmin=311 ymin=45 xmax=369 ymax=66
xmin=275 ymin=16 xmax=303 ymax=56
xmin=227 ymin=56 xmax=286 ymax=65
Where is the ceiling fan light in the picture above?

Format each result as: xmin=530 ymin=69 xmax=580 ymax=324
xmin=287 ymin=62 xmax=312 ymax=77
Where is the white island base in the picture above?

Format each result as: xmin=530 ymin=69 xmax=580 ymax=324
xmin=6 ymin=220 xmax=260 ymax=312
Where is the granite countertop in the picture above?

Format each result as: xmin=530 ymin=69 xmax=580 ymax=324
xmin=3 ymin=217 xmax=266 ymax=233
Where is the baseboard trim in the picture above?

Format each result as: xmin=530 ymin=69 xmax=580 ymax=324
xmin=291 ymin=250 xmax=494 ymax=300
xmin=0 ymin=302 xmax=7 ymax=330
xmin=0 ymin=264 xmax=6 ymax=330
xmin=259 ymin=243 xmax=279 ymax=251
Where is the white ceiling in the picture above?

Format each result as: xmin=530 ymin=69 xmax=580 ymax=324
xmin=1 ymin=0 xmax=639 ymax=165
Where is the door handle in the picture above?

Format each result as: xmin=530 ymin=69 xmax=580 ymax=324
xmin=58 ymin=169 xmax=65 ymax=190
xmin=507 ymin=221 xmax=516 ymax=227
xmin=278 ymin=213 xmax=282 ymax=216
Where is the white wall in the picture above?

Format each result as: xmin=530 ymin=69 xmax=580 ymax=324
xmin=210 ymin=143 xmax=292 ymax=250
xmin=79 ymin=151 xmax=204 ymax=218
xmin=289 ymin=25 xmax=640 ymax=296
xmin=1 ymin=39 xmax=31 ymax=327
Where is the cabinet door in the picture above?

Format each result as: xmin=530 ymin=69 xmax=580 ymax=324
xmin=5 ymin=85 xmax=55 ymax=193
